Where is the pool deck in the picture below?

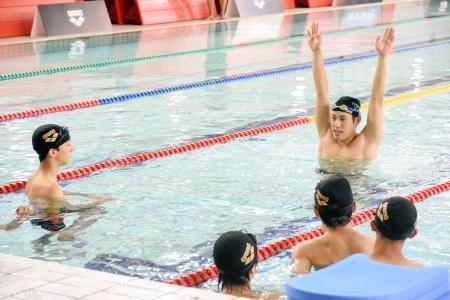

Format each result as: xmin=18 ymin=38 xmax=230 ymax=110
xmin=0 ymin=0 xmax=418 ymax=47
xmin=0 ymin=253 xmax=238 ymax=300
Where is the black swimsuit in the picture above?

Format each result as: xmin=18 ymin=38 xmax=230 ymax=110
xmin=31 ymin=216 xmax=66 ymax=231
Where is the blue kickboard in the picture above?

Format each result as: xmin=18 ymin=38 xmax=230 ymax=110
xmin=285 ymin=254 xmax=449 ymax=300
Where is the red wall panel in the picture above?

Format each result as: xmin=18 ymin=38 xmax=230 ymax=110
xmin=0 ymin=0 xmax=83 ymax=38
xmin=132 ymin=0 xmax=209 ymax=25
xmin=283 ymin=0 xmax=296 ymax=9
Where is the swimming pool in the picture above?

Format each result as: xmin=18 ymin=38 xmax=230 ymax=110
xmin=0 ymin=0 xmax=449 ymax=293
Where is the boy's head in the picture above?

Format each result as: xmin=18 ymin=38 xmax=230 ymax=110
xmin=331 ymin=96 xmax=361 ymax=141
xmin=213 ymin=231 xmax=258 ymax=290
xmin=32 ymin=124 xmax=71 ymax=163
xmin=314 ymin=175 xmax=355 ymax=227
xmin=371 ymin=196 xmax=418 ymax=241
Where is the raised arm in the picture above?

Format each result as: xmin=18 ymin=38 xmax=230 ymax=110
xmin=308 ymin=22 xmax=331 ymax=137
xmin=365 ymin=28 xmax=395 ymax=143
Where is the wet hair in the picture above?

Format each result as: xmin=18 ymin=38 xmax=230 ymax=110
xmin=218 ymin=271 xmax=252 ymax=291
xmin=318 ymin=212 xmax=352 ymax=228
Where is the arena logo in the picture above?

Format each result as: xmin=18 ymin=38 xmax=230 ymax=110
xmin=254 ymin=0 xmax=266 ymax=9
xmin=67 ymin=9 xmax=85 ymax=27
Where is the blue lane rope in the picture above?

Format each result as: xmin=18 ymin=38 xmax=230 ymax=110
xmin=97 ymin=39 xmax=450 ymax=106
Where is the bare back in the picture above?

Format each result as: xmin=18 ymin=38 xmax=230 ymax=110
xmin=292 ymin=229 xmax=374 ymax=274
xmin=24 ymin=170 xmax=67 ymax=216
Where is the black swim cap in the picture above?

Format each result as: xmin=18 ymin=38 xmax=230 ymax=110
xmin=315 ymin=175 xmax=354 ymax=218
xmin=32 ymin=124 xmax=70 ymax=161
xmin=213 ymin=231 xmax=258 ymax=276
xmin=332 ymin=96 xmax=361 ymax=117
xmin=374 ymin=197 xmax=417 ymax=241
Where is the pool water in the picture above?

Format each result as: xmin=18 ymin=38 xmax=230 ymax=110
xmin=0 ymin=1 xmax=449 ymax=293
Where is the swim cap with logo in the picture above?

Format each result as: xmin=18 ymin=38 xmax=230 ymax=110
xmin=332 ymin=96 xmax=361 ymax=117
xmin=314 ymin=175 xmax=354 ymax=218
xmin=213 ymin=231 xmax=258 ymax=276
xmin=32 ymin=124 xmax=70 ymax=161
xmin=374 ymin=196 xmax=417 ymax=240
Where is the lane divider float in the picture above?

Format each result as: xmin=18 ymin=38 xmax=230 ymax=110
xmin=0 ymin=15 xmax=449 ymax=82
xmin=1 ymin=39 xmax=449 ymax=124
xmin=0 ymin=84 xmax=448 ymax=196
xmin=167 ymin=180 xmax=450 ymax=287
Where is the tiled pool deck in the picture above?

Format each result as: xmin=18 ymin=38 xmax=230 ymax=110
xmin=0 ymin=253 xmax=241 ymax=299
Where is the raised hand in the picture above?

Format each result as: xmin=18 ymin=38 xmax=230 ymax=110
xmin=307 ymin=22 xmax=322 ymax=52
xmin=375 ymin=27 xmax=395 ymax=56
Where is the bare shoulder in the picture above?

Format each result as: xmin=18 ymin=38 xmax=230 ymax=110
xmin=356 ymin=232 xmax=375 ymax=253
xmin=360 ymin=232 xmax=375 ymax=243
xmin=292 ymin=238 xmax=322 ymax=261
xmin=259 ymin=290 xmax=284 ymax=300
xmin=360 ymin=126 xmax=381 ymax=146
xmin=408 ymin=260 xmax=424 ymax=268
xmin=27 ymin=179 xmax=63 ymax=200
xmin=320 ymin=129 xmax=335 ymax=144
xmin=352 ymin=129 xmax=380 ymax=159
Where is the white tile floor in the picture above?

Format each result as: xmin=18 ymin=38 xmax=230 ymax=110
xmin=0 ymin=253 xmax=238 ymax=299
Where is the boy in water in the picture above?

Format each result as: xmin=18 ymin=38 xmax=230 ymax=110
xmin=291 ymin=175 xmax=374 ymax=275
xmin=25 ymin=124 xmax=112 ymax=233
xmin=370 ymin=196 xmax=423 ymax=267
xmin=307 ymin=23 xmax=394 ymax=172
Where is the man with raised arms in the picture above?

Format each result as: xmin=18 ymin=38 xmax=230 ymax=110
xmin=307 ymin=23 xmax=394 ymax=172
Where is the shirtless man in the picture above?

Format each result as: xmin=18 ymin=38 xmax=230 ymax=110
xmin=307 ymin=23 xmax=395 ymax=170
xmin=25 ymin=124 xmax=112 ymax=233
xmin=291 ymin=175 xmax=374 ymax=276
xmin=370 ymin=196 xmax=423 ymax=267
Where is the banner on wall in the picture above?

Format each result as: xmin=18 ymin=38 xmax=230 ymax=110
xmin=31 ymin=1 xmax=112 ymax=37
xmin=225 ymin=0 xmax=284 ymax=18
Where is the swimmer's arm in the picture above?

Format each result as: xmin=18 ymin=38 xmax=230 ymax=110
xmin=291 ymin=246 xmax=313 ymax=276
xmin=0 ymin=205 xmax=33 ymax=231
xmin=365 ymin=28 xmax=394 ymax=143
xmin=64 ymin=191 xmax=114 ymax=201
xmin=0 ymin=219 xmax=25 ymax=231
xmin=308 ymin=23 xmax=331 ymax=137
xmin=62 ymin=197 xmax=114 ymax=212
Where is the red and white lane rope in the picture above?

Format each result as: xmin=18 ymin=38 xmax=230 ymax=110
xmin=1 ymin=83 xmax=449 ymax=196
xmin=167 ymin=180 xmax=450 ymax=287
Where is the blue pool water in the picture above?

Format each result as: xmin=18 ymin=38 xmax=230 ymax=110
xmin=0 ymin=3 xmax=449 ymax=292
